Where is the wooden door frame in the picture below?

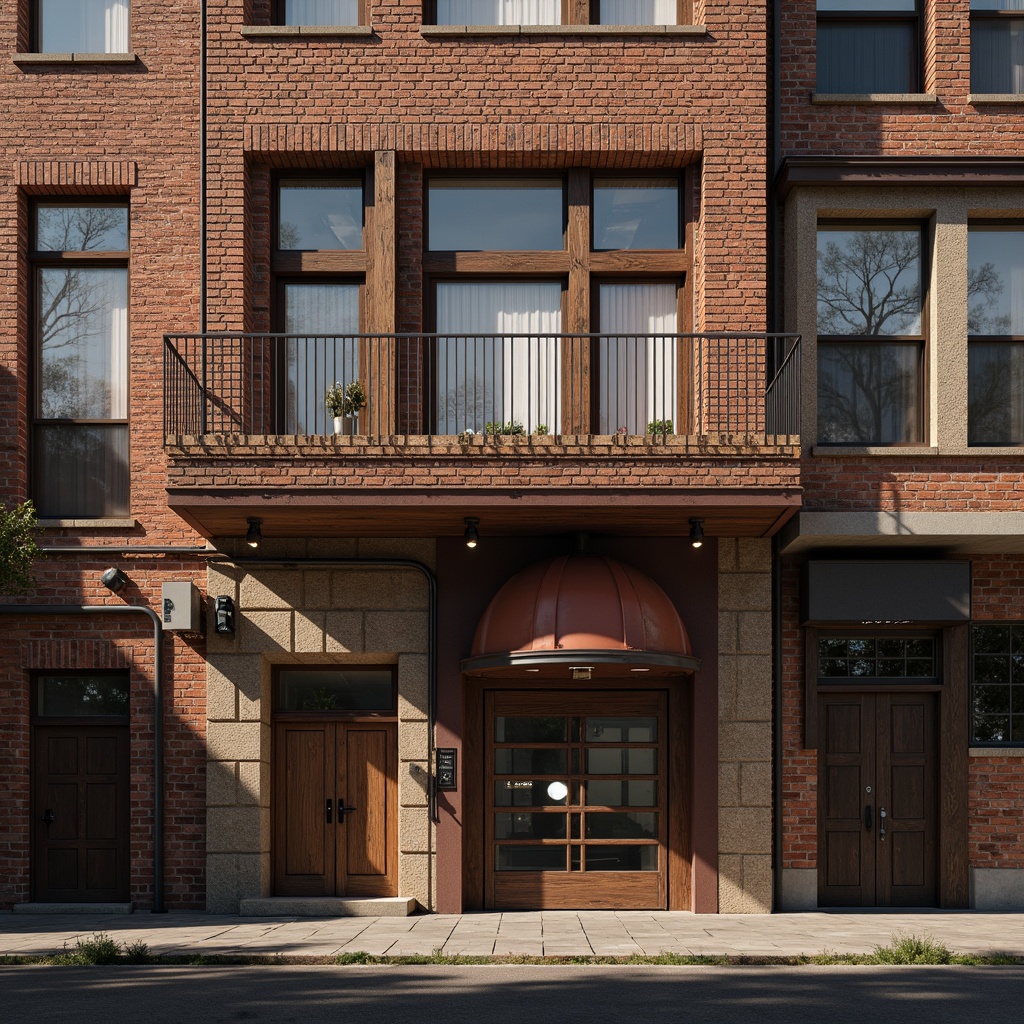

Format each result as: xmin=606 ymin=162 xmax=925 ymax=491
xmin=463 ymin=675 xmax=691 ymax=911
xmin=806 ymin=625 xmax=969 ymax=908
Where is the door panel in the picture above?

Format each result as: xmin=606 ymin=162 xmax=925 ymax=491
xmin=818 ymin=692 xmax=937 ymax=907
xmin=32 ymin=725 xmax=129 ymax=902
xmin=274 ymin=720 xmax=397 ymax=898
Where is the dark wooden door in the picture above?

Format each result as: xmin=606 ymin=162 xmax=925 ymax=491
xmin=32 ymin=725 xmax=129 ymax=902
xmin=273 ymin=721 xmax=397 ymax=897
xmin=818 ymin=693 xmax=938 ymax=907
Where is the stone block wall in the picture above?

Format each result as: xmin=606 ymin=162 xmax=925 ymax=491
xmin=205 ymin=539 xmax=435 ymax=913
xmin=717 ymin=538 xmax=773 ymax=912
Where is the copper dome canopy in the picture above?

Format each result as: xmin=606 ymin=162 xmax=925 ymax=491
xmin=464 ymin=554 xmax=698 ymax=674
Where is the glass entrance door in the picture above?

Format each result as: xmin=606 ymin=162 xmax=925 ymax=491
xmin=485 ymin=690 xmax=668 ymax=909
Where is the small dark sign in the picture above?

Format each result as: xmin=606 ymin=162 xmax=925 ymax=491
xmin=436 ymin=748 xmax=457 ymax=791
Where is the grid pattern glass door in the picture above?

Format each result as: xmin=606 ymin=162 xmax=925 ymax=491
xmin=485 ymin=690 xmax=667 ymax=909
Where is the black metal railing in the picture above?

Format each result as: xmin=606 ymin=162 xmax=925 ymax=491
xmin=163 ymin=332 xmax=801 ymax=441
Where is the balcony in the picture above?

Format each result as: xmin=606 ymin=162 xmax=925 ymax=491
xmin=163 ymin=332 xmax=802 ymax=540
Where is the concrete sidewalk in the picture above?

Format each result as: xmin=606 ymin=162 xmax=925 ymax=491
xmin=1 ymin=910 xmax=1023 ymax=959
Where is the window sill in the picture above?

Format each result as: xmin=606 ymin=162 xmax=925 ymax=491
xmin=970 ymin=93 xmax=1024 ymax=105
xmin=811 ymin=446 xmax=938 ymax=457
xmin=240 ymin=25 xmax=373 ymax=38
xmin=970 ymin=746 xmax=1024 ymax=757
xmin=420 ymin=24 xmax=706 ymax=37
xmin=13 ymin=52 xmax=138 ymax=65
xmin=811 ymin=92 xmax=937 ymax=104
xmin=38 ymin=518 xmax=137 ymax=529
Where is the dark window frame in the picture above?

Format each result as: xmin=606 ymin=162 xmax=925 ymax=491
xmin=272 ymin=0 xmax=366 ymax=25
xmin=272 ymin=663 xmax=398 ymax=719
xmin=970 ymin=622 xmax=1024 ymax=746
xmin=815 ymin=2 xmax=922 ymax=95
xmin=423 ymin=0 xmax=690 ymax=27
xmin=815 ymin=219 xmax=929 ymax=446
xmin=30 ymin=199 xmax=131 ymax=518
xmin=32 ymin=669 xmax=131 ymax=725
xmin=970 ymin=2 xmax=1024 ymax=95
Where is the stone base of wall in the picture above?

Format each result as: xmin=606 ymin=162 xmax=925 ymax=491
xmin=779 ymin=868 xmax=817 ymax=910
xmin=971 ymin=868 xmax=1024 ymax=910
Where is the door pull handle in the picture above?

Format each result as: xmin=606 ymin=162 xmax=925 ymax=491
xmin=879 ymin=806 xmax=887 ymax=842
xmin=338 ymin=798 xmax=357 ymax=824
xmin=42 ymin=808 xmax=55 ymax=825
xmin=864 ymin=804 xmax=872 ymax=832
xmin=325 ymin=798 xmax=332 ymax=824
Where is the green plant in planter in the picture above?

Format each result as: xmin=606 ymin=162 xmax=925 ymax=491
xmin=646 ymin=418 xmax=674 ymax=435
xmin=326 ymin=380 xmax=367 ymax=426
xmin=534 ymin=424 xmax=548 ymax=436
xmin=484 ymin=420 xmax=525 ymax=436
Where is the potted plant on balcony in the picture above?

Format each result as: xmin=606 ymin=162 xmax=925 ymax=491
xmin=326 ymin=379 xmax=367 ymax=436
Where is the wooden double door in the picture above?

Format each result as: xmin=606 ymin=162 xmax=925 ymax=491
xmin=273 ymin=721 xmax=397 ymax=898
xmin=818 ymin=692 xmax=938 ymax=907
xmin=32 ymin=725 xmax=130 ymax=903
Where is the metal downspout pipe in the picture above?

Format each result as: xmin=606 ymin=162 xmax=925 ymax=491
xmin=0 ymin=604 xmax=166 ymax=913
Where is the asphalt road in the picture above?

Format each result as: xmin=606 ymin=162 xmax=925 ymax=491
xmin=2 ymin=965 xmax=1021 ymax=1023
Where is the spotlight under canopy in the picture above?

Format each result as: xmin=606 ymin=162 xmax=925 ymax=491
xmin=689 ymin=518 xmax=705 ymax=549
xmin=464 ymin=517 xmax=480 ymax=549
xmin=245 ymin=518 xmax=262 ymax=548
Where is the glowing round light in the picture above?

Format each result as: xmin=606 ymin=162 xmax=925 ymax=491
xmin=547 ymin=781 xmax=568 ymax=802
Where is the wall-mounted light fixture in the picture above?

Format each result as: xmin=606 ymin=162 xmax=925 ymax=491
xmin=245 ymin=518 xmax=262 ymax=548
xmin=464 ymin=517 xmax=480 ymax=549
xmin=100 ymin=566 xmax=130 ymax=593
xmin=689 ymin=518 xmax=705 ymax=549
xmin=214 ymin=595 xmax=236 ymax=635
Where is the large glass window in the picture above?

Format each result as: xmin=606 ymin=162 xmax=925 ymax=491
xmin=277 ymin=0 xmax=360 ymax=25
xmin=816 ymin=0 xmax=919 ymax=94
xmin=592 ymin=178 xmax=679 ymax=251
xmin=971 ymin=0 xmax=1024 ymax=94
xmin=32 ymin=204 xmax=129 ymax=517
xmin=968 ymin=226 xmax=1024 ymax=445
xmin=278 ymin=180 xmax=363 ymax=251
xmin=599 ymin=1 xmax=677 ymax=24
xmin=816 ymin=225 xmax=924 ymax=444
xmin=36 ymin=0 xmax=129 ymax=53
xmin=434 ymin=0 xmax=561 ymax=24
xmin=972 ymin=624 xmax=1024 ymax=744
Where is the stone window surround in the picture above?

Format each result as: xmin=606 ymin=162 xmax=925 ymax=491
xmin=783 ymin=184 xmax=1024 ymax=456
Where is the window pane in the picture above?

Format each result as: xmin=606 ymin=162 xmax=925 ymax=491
xmin=599 ymin=0 xmax=675 ymax=23
xmin=38 ymin=674 xmax=129 ymax=716
xmin=495 ymin=845 xmax=566 ymax=871
xmin=972 ymin=1 xmax=1024 ymax=12
xmin=819 ymin=1 xmax=915 ymax=9
xmin=817 ymin=229 xmax=922 ymax=336
xmin=586 ymin=780 xmax=657 ymax=806
xmin=593 ymin=179 xmax=679 ymax=250
xmin=971 ymin=18 xmax=1024 ymax=93
xmin=278 ymin=181 xmax=362 ymax=250
xmin=817 ymin=20 xmax=916 ymax=93
xmin=968 ymin=229 xmax=1024 ymax=335
xmin=38 ymin=268 xmax=128 ymax=420
xmin=435 ymin=281 xmax=562 ymax=435
xmin=598 ymin=283 xmax=677 ymax=434
xmin=282 ymin=283 xmax=360 ymax=434
xmin=436 ymin=0 xmax=561 ymax=25
xmin=968 ymin=343 xmax=1024 ymax=444
xmin=277 ymin=669 xmax=393 ymax=711
xmin=585 ymin=812 xmax=657 ymax=839
xmin=494 ymin=748 xmax=568 ymax=774
xmin=586 ymin=748 xmax=656 ymax=775
xmin=494 ymin=780 xmax=569 ymax=806
xmin=494 ymin=813 xmax=567 ymax=840
xmin=494 ymin=716 xmax=567 ymax=742
xmin=817 ymin=342 xmax=921 ymax=443
xmin=39 ymin=0 xmax=129 ymax=53
xmin=33 ymin=424 xmax=129 ymax=517
xmin=36 ymin=205 xmax=128 ymax=252
xmin=282 ymin=0 xmax=359 ymax=24
xmin=586 ymin=717 xmax=657 ymax=743
xmin=428 ymin=179 xmax=563 ymax=250
xmin=584 ymin=845 xmax=658 ymax=871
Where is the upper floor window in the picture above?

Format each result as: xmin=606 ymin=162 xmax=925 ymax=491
xmin=971 ymin=0 xmax=1024 ymax=94
xmin=599 ymin=1 xmax=677 ymax=23
xmin=32 ymin=203 xmax=129 ymax=517
xmin=968 ymin=225 xmax=1024 ymax=445
xmin=278 ymin=179 xmax=363 ymax=251
xmin=276 ymin=0 xmax=360 ymax=26
xmin=972 ymin=624 xmax=1024 ymax=744
xmin=816 ymin=0 xmax=919 ymax=94
xmin=430 ymin=0 xmax=684 ymax=25
xmin=816 ymin=225 xmax=925 ymax=444
xmin=593 ymin=178 xmax=680 ymax=250
xmin=35 ymin=0 xmax=129 ymax=53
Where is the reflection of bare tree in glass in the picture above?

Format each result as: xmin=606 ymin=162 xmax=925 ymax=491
xmin=817 ymin=230 xmax=922 ymax=442
xmin=279 ymin=221 xmax=300 ymax=250
xmin=967 ymin=261 xmax=1019 ymax=444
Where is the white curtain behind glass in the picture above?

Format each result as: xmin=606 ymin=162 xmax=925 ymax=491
xmin=41 ymin=0 xmax=128 ymax=53
xmin=284 ymin=283 xmax=360 ymax=434
xmin=435 ymin=0 xmax=560 ymax=25
xmin=600 ymin=0 xmax=675 ymax=25
xmin=284 ymin=0 xmax=359 ymax=25
xmin=598 ymin=284 xmax=677 ymax=434
xmin=435 ymin=282 xmax=562 ymax=434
